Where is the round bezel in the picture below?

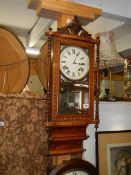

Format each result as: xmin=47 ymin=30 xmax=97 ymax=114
xmin=60 ymin=46 xmax=89 ymax=80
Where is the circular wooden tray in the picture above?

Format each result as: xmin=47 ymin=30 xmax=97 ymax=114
xmin=0 ymin=28 xmax=29 ymax=93
xmin=38 ymin=42 xmax=49 ymax=90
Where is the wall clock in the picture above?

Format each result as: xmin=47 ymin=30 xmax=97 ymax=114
xmin=44 ymin=16 xmax=100 ymax=159
xmin=60 ymin=46 xmax=89 ymax=80
xmin=49 ymin=159 xmax=98 ymax=175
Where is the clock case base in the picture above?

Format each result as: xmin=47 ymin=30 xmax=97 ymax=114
xmin=47 ymin=120 xmax=98 ymax=156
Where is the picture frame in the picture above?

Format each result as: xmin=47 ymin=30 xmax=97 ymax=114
xmin=96 ymin=130 xmax=131 ymax=175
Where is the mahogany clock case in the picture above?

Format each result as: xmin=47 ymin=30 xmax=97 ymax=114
xmin=44 ymin=17 xmax=100 ymax=156
xmin=50 ymin=34 xmax=96 ymax=123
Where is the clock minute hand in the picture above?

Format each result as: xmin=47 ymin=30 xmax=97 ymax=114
xmin=73 ymin=55 xmax=78 ymax=64
xmin=73 ymin=52 xmax=81 ymax=64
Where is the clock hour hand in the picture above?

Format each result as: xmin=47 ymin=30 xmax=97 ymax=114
xmin=73 ymin=52 xmax=80 ymax=64
xmin=73 ymin=55 xmax=78 ymax=64
xmin=73 ymin=62 xmax=86 ymax=65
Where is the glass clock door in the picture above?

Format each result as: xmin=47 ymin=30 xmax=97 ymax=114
xmin=58 ymin=45 xmax=89 ymax=115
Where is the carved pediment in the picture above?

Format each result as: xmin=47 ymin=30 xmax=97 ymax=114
xmin=57 ymin=16 xmax=92 ymax=38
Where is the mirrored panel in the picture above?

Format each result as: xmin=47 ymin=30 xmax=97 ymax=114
xmin=99 ymin=65 xmax=124 ymax=101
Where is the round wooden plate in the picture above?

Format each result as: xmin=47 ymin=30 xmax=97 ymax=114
xmin=0 ymin=27 xmax=29 ymax=93
xmin=38 ymin=42 xmax=49 ymax=90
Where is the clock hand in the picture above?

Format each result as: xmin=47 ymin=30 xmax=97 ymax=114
xmin=73 ymin=55 xmax=78 ymax=64
xmin=73 ymin=62 xmax=86 ymax=65
xmin=73 ymin=52 xmax=80 ymax=64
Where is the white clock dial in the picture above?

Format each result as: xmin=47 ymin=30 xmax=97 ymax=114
xmin=60 ymin=46 xmax=89 ymax=80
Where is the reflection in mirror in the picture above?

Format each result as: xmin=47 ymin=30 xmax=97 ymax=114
xmin=123 ymin=57 xmax=131 ymax=100
xmin=99 ymin=66 xmax=124 ymax=101
xmin=22 ymin=58 xmax=44 ymax=95
xmin=98 ymin=31 xmax=124 ymax=101
xmin=25 ymin=75 xmax=44 ymax=95
xmin=23 ymin=57 xmax=43 ymax=95
xmin=59 ymin=87 xmax=89 ymax=115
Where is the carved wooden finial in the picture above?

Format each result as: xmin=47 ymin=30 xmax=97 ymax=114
xmin=57 ymin=16 xmax=92 ymax=38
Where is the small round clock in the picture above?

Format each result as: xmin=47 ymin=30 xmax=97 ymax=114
xmin=60 ymin=46 xmax=89 ymax=80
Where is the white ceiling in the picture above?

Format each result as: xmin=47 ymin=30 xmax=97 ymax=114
xmin=0 ymin=0 xmax=131 ymax=94
xmin=0 ymin=0 xmax=131 ymax=55
xmin=72 ymin=0 xmax=131 ymax=19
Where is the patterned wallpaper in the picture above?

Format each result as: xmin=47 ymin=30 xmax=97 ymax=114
xmin=0 ymin=93 xmax=51 ymax=175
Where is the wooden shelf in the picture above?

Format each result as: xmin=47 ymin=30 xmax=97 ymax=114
xmin=49 ymin=148 xmax=85 ymax=156
xmin=49 ymin=136 xmax=88 ymax=142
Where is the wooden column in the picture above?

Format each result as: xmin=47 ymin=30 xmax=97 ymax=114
xmin=57 ymin=14 xmax=74 ymax=28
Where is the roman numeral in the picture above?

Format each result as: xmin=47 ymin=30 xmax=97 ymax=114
xmin=79 ymin=67 xmax=84 ymax=72
xmin=78 ymin=71 xmax=80 ymax=75
xmin=72 ymin=72 xmax=75 ymax=77
xmin=61 ymin=61 xmax=66 ymax=63
xmin=63 ymin=65 xmax=68 ymax=70
xmin=63 ymin=55 xmax=67 ymax=58
xmin=67 ymin=50 xmax=70 ymax=55
xmin=67 ymin=70 xmax=70 ymax=75
xmin=76 ymin=52 xmax=80 ymax=56
xmin=79 ymin=63 xmax=86 ymax=66
xmin=80 ymin=67 xmax=84 ymax=72
xmin=80 ymin=57 xmax=84 ymax=60
xmin=72 ymin=49 xmax=75 ymax=54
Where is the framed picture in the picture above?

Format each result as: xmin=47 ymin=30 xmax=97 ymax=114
xmin=96 ymin=130 xmax=131 ymax=175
